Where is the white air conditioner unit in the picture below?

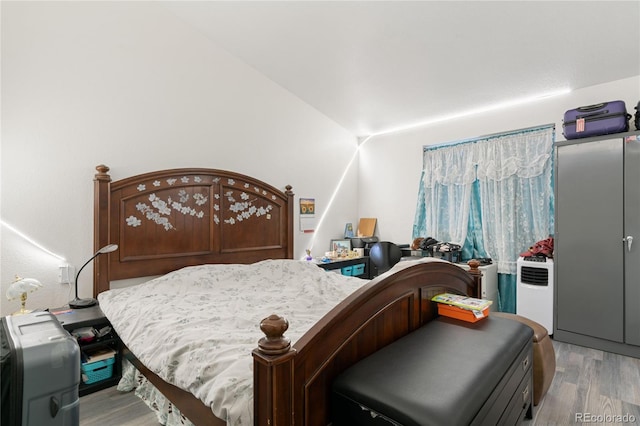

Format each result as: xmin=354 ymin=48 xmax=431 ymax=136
xmin=516 ymin=257 xmax=554 ymax=334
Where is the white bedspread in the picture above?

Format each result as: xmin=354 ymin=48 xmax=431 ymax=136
xmin=98 ymin=259 xmax=365 ymax=425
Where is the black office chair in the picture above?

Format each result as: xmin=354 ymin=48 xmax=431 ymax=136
xmin=369 ymin=241 xmax=403 ymax=276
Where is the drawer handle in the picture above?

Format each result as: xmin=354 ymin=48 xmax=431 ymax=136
xmin=522 ymin=385 xmax=530 ymax=407
xmin=522 ymin=356 xmax=530 ymax=371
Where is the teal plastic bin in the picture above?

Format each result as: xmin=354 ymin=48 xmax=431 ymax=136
xmin=341 ymin=266 xmax=353 ymax=276
xmin=81 ymin=357 xmax=115 ymax=384
xmin=352 ymin=263 xmax=365 ymax=276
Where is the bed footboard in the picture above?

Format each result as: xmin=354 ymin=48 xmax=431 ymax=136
xmin=253 ymin=259 xmax=481 ymax=426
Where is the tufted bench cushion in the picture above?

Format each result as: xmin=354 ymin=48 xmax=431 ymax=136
xmin=332 ymin=316 xmax=533 ymax=426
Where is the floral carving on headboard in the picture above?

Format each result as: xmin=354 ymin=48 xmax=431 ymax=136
xmin=219 ymin=189 xmax=274 ymax=225
xmin=125 ymin=176 xmax=277 ymax=230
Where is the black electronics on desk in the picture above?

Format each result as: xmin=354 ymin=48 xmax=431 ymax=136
xmin=349 ymin=237 xmax=378 ymax=255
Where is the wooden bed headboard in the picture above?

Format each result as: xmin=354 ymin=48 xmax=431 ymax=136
xmin=93 ymin=165 xmax=294 ymax=296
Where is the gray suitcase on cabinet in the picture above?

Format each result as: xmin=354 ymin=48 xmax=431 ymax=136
xmin=1 ymin=312 xmax=81 ymax=426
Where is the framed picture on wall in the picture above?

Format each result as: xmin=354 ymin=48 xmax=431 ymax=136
xmin=330 ymin=239 xmax=351 ymax=257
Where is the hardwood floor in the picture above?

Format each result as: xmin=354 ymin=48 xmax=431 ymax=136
xmin=524 ymin=339 xmax=640 ymax=425
xmin=79 ymin=386 xmax=159 ymax=426
xmin=80 ymin=339 xmax=640 ymax=425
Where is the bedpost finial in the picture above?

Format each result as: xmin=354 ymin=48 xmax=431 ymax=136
xmin=467 ymin=259 xmax=482 ymax=278
xmin=95 ymin=164 xmax=110 ymax=179
xmin=258 ymin=314 xmax=291 ymax=355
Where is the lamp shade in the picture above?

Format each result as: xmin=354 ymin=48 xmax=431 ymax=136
xmin=6 ymin=276 xmax=43 ymax=315
xmin=6 ymin=277 xmax=43 ymax=300
xmin=97 ymin=244 xmax=118 ymax=255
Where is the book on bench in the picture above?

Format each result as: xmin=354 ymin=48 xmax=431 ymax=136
xmin=432 ymin=293 xmax=492 ymax=322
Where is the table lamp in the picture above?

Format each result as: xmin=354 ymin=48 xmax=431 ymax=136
xmin=6 ymin=276 xmax=43 ymax=315
xmin=69 ymin=244 xmax=118 ymax=309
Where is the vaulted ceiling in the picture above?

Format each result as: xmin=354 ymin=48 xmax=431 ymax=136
xmin=160 ymin=1 xmax=640 ymax=136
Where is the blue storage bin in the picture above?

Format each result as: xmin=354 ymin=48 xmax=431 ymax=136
xmin=352 ymin=263 xmax=365 ymax=276
xmin=341 ymin=266 xmax=353 ymax=276
xmin=81 ymin=356 xmax=115 ymax=384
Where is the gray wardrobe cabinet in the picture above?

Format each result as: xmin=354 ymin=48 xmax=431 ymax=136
xmin=554 ymin=131 xmax=640 ymax=358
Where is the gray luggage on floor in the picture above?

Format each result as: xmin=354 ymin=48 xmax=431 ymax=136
xmin=1 ymin=311 xmax=80 ymax=426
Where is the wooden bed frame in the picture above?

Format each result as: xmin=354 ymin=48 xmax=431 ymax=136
xmin=92 ymin=164 xmax=481 ymax=426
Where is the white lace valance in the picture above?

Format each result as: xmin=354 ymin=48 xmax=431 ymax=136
xmin=423 ymin=127 xmax=553 ymax=186
xmin=422 ymin=142 xmax=477 ymax=188
xmin=476 ymin=130 xmax=553 ymax=181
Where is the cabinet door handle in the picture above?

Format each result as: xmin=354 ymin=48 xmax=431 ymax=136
xmin=624 ymin=236 xmax=634 ymax=251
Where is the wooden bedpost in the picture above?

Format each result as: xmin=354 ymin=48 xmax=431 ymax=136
xmin=93 ymin=164 xmax=112 ymax=297
xmin=285 ymin=185 xmax=294 ymax=259
xmin=252 ymin=314 xmax=296 ymax=426
xmin=466 ymin=259 xmax=483 ymax=299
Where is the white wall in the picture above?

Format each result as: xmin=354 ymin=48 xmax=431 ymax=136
xmin=358 ymin=75 xmax=640 ymax=245
xmin=1 ymin=2 xmax=359 ymax=315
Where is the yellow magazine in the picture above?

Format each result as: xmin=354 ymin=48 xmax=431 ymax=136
xmin=431 ymin=293 xmax=493 ymax=311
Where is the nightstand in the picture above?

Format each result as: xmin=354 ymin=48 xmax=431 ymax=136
xmin=50 ymin=305 xmax=122 ymax=396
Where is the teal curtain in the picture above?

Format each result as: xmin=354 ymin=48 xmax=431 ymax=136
xmin=498 ymin=274 xmax=516 ymax=313
xmin=413 ymin=170 xmax=428 ymax=238
xmin=413 ymin=125 xmax=555 ymax=313
xmin=461 ymin=179 xmax=488 ymax=261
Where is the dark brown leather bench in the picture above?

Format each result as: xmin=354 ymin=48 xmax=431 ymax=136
xmin=332 ymin=316 xmax=533 ymax=425
xmin=492 ymin=312 xmax=556 ymax=406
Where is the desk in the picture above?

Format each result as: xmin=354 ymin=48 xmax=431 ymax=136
xmin=315 ymin=256 xmax=371 ymax=279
